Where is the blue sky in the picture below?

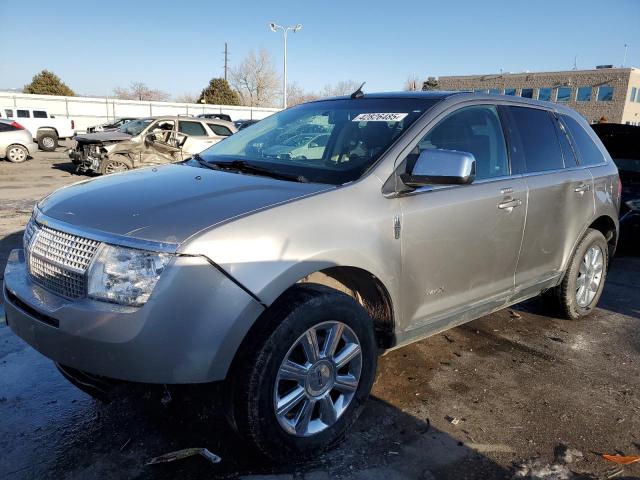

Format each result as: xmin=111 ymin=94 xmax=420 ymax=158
xmin=1 ymin=0 xmax=639 ymax=98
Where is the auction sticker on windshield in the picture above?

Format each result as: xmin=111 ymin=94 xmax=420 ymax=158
xmin=352 ymin=113 xmax=408 ymax=122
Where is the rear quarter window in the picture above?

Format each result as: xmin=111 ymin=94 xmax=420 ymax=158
xmin=505 ymin=106 xmax=565 ymax=173
xmin=561 ymin=115 xmax=605 ymax=166
xmin=208 ymin=124 xmax=233 ymax=136
xmin=0 ymin=122 xmax=16 ymax=132
xmin=178 ymin=121 xmax=207 ymax=136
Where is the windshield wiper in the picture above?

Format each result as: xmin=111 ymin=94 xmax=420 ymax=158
xmin=200 ymin=158 xmax=308 ymax=183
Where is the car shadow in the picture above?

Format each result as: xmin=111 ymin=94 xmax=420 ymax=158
xmin=25 ymin=381 xmax=516 ymax=480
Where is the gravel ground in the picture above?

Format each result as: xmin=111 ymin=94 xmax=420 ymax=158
xmin=1 ymin=144 xmax=639 ymax=480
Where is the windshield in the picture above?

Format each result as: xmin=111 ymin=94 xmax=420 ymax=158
xmin=195 ymin=98 xmax=439 ymax=184
xmin=118 ymin=118 xmax=153 ymax=136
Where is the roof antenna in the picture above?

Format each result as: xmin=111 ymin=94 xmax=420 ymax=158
xmin=351 ymin=82 xmax=366 ymax=99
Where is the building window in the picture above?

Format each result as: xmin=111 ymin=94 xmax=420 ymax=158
xmin=521 ymin=88 xmax=533 ymax=98
xmin=505 ymin=88 xmax=516 ymax=96
xmin=556 ymin=87 xmax=572 ymax=102
xmin=488 ymin=88 xmax=501 ymax=95
xmin=597 ymin=85 xmax=614 ymax=101
xmin=631 ymin=87 xmax=637 ymax=102
xmin=537 ymin=88 xmax=552 ymax=101
xmin=576 ymin=87 xmax=592 ymax=102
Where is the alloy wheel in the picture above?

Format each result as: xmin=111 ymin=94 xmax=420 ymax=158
xmin=576 ymin=245 xmax=604 ymax=307
xmin=274 ymin=321 xmax=362 ymax=437
xmin=104 ymin=161 xmax=129 ymax=174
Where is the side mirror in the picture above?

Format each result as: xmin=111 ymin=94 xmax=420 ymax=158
xmin=400 ymin=149 xmax=475 ymax=187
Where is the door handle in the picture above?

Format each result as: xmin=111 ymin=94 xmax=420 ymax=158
xmin=574 ymin=183 xmax=591 ymax=193
xmin=497 ymin=198 xmax=522 ymax=211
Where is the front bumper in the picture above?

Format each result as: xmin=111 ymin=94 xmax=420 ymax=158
xmin=3 ymin=249 xmax=264 ymax=384
xmin=24 ymin=141 xmax=39 ymax=154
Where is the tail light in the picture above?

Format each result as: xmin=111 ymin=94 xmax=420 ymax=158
xmin=10 ymin=121 xmax=25 ymax=130
xmin=71 ymin=120 xmax=75 ymax=129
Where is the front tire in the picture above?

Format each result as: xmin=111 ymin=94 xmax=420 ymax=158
xmin=37 ymin=130 xmax=58 ymax=151
xmin=6 ymin=144 xmax=28 ymax=163
xmin=228 ymin=284 xmax=377 ymax=462
xmin=100 ymin=155 xmax=132 ymax=175
xmin=551 ymin=228 xmax=608 ymax=320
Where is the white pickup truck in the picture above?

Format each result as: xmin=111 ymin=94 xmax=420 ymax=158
xmin=0 ymin=107 xmax=75 ymax=151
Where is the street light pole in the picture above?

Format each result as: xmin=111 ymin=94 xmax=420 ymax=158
xmin=269 ymin=22 xmax=303 ymax=109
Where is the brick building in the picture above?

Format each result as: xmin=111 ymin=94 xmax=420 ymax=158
xmin=431 ymin=67 xmax=640 ymax=125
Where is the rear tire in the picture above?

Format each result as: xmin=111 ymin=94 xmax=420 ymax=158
xmin=5 ymin=144 xmax=28 ymax=163
xmin=550 ymin=228 xmax=608 ymax=320
xmin=37 ymin=130 xmax=58 ymax=151
xmin=100 ymin=155 xmax=132 ymax=175
xmin=227 ymin=283 xmax=377 ymax=462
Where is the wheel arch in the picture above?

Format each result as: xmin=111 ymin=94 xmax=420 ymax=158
xmin=37 ymin=126 xmax=60 ymax=137
xmin=587 ymin=214 xmax=618 ymax=259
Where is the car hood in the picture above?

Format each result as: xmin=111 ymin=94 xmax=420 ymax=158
xmin=37 ymin=164 xmax=332 ymax=245
xmin=73 ymin=131 xmax=133 ymax=143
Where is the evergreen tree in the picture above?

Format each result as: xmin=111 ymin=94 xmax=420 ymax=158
xmin=24 ymin=70 xmax=75 ymax=96
xmin=198 ymin=78 xmax=241 ymax=105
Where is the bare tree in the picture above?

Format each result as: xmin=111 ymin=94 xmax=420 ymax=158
xmin=286 ymin=82 xmax=319 ymax=106
xmin=174 ymin=92 xmax=199 ymax=104
xmin=113 ymin=82 xmax=170 ymax=101
xmin=229 ymin=49 xmax=280 ymax=107
xmin=319 ymin=80 xmax=361 ymax=98
xmin=403 ymin=74 xmax=421 ymax=91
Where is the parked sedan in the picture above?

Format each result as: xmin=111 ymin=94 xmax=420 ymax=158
xmin=87 ymin=117 xmax=138 ymax=133
xmin=0 ymin=120 xmax=38 ymax=163
xmin=262 ymin=133 xmax=330 ymax=160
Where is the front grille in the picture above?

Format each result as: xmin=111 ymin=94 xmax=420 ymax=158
xmin=25 ymin=220 xmax=101 ymax=299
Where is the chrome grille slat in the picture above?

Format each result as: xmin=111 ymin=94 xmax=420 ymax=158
xmin=25 ymin=219 xmax=101 ymax=299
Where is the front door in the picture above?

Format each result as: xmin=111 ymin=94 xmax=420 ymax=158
xmin=399 ymin=105 xmax=527 ymax=333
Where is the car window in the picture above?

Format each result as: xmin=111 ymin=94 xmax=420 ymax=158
xmin=505 ymin=106 xmax=564 ymax=173
xmin=207 ymin=123 xmax=233 ymax=136
xmin=553 ymin=116 xmax=578 ymax=167
xmin=33 ymin=110 xmax=48 ymax=118
xmin=0 ymin=122 xmax=15 ymax=132
xmin=17 ymin=110 xmax=30 ymax=118
xmin=561 ymin=115 xmax=605 ymax=166
xmin=197 ymin=98 xmax=439 ymax=185
xmin=414 ymin=105 xmax=509 ymax=180
xmin=313 ymin=134 xmax=330 ymax=147
xmin=178 ymin=121 xmax=207 ymax=136
xmin=5 ymin=109 xmax=14 ymax=117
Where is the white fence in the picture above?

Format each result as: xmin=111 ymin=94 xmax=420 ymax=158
xmin=0 ymin=92 xmax=280 ymax=132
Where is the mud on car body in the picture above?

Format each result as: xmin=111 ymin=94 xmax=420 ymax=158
xmin=69 ymin=116 xmax=236 ymax=175
xmin=5 ymin=91 xmax=620 ymax=462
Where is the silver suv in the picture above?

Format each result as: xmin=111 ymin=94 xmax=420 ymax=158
xmin=3 ymin=92 xmax=620 ymax=461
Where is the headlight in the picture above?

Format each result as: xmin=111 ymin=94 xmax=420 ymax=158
xmin=87 ymin=245 xmax=170 ymax=306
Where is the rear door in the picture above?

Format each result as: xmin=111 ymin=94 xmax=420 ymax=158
xmin=504 ymin=106 xmax=595 ymax=291
xmin=399 ymin=104 xmax=528 ymax=331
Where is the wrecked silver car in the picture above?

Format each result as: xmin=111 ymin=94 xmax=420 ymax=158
xmin=69 ymin=116 xmax=236 ymax=174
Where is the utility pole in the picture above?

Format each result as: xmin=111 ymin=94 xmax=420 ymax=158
xmin=223 ymin=42 xmax=229 ymax=82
